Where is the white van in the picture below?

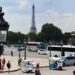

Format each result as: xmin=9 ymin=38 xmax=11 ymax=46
xmin=21 ymin=59 xmax=34 ymax=73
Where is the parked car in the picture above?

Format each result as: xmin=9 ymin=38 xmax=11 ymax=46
xmin=58 ymin=56 xmax=75 ymax=66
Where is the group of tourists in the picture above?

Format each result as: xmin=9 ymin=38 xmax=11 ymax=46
xmin=0 ymin=58 xmax=11 ymax=72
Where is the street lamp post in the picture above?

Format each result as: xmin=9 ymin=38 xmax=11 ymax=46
xmin=18 ymin=40 xmax=21 ymax=58
xmin=0 ymin=7 xmax=9 ymax=56
xmin=49 ymin=41 xmax=51 ymax=66
xmin=49 ymin=41 xmax=51 ymax=57
xmin=60 ymin=40 xmax=63 ymax=56
xmin=0 ymin=7 xmax=9 ymax=42
xmin=24 ymin=39 xmax=27 ymax=60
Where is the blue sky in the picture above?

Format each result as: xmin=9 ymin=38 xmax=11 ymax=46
xmin=0 ymin=0 xmax=75 ymax=34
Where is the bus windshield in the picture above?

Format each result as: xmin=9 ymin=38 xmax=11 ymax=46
xmin=38 ymin=43 xmax=45 ymax=49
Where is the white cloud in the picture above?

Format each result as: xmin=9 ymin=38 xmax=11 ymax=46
xmin=52 ymin=12 xmax=75 ymax=33
xmin=2 ymin=6 xmax=9 ymax=13
xmin=4 ymin=12 xmax=31 ymax=34
xmin=40 ymin=10 xmax=75 ymax=33
xmin=63 ymin=13 xmax=73 ymax=17
xmin=19 ymin=0 xmax=29 ymax=8
xmin=2 ymin=4 xmax=75 ymax=34
xmin=47 ymin=9 xmax=60 ymax=17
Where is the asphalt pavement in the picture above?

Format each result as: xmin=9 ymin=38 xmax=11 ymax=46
xmin=0 ymin=45 xmax=75 ymax=75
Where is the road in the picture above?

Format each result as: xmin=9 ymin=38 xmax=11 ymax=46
xmin=3 ymin=45 xmax=49 ymax=58
xmin=2 ymin=45 xmax=75 ymax=75
xmin=3 ymin=45 xmax=75 ymax=58
xmin=0 ymin=67 xmax=74 ymax=75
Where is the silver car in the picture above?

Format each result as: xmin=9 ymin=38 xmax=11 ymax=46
xmin=59 ymin=56 xmax=75 ymax=66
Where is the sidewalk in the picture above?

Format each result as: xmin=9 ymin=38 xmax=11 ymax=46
xmin=0 ymin=55 xmax=49 ymax=73
xmin=0 ymin=55 xmax=20 ymax=73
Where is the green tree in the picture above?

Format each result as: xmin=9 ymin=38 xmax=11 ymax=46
xmin=41 ymin=23 xmax=63 ymax=42
xmin=63 ymin=32 xmax=71 ymax=44
xmin=7 ymin=31 xmax=27 ymax=44
xmin=37 ymin=32 xmax=45 ymax=42
xmin=27 ymin=32 xmax=37 ymax=41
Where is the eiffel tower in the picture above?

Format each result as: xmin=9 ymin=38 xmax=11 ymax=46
xmin=30 ymin=4 xmax=37 ymax=34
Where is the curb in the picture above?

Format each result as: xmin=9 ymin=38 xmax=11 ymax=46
xmin=1 ymin=65 xmax=69 ymax=73
xmin=0 ymin=66 xmax=49 ymax=73
xmin=34 ymin=65 xmax=49 ymax=68
xmin=39 ymin=66 xmax=49 ymax=68
xmin=0 ymin=68 xmax=20 ymax=73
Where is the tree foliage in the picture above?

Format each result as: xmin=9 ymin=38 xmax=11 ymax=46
xmin=7 ymin=31 xmax=27 ymax=44
xmin=6 ymin=23 xmax=72 ymax=44
xmin=37 ymin=32 xmax=45 ymax=42
xmin=41 ymin=23 xmax=63 ymax=42
xmin=27 ymin=32 xmax=37 ymax=41
xmin=63 ymin=32 xmax=71 ymax=44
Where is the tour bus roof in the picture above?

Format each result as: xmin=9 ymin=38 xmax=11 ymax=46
xmin=27 ymin=42 xmax=43 ymax=44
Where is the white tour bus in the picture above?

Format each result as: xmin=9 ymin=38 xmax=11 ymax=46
xmin=26 ymin=42 xmax=46 ymax=52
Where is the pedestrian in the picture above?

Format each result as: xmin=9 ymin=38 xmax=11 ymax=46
xmin=0 ymin=59 xmax=2 ymax=71
xmin=1 ymin=64 xmax=4 ymax=71
xmin=73 ymin=71 xmax=75 ymax=75
xmin=2 ymin=58 xmax=6 ymax=70
xmin=7 ymin=60 xmax=11 ymax=72
xmin=18 ymin=58 xmax=22 ymax=66
xmin=35 ymin=63 xmax=41 ymax=75
xmin=35 ymin=68 xmax=38 ymax=75
xmin=11 ymin=51 xmax=13 ymax=56
xmin=2 ymin=58 xmax=6 ymax=65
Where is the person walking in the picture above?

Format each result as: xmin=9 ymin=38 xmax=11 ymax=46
xmin=7 ymin=60 xmax=11 ymax=72
xmin=2 ymin=58 xmax=6 ymax=70
xmin=11 ymin=51 xmax=13 ymax=56
xmin=35 ymin=63 xmax=41 ymax=75
xmin=2 ymin=58 xmax=6 ymax=65
xmin=18 ymin=58 xmax=22 ymax=66
xmin=0 ymin=59 xmax=2 ymax=71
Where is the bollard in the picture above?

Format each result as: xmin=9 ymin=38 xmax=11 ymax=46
xmin=73 ymin=71 xmax=75 ymax=75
